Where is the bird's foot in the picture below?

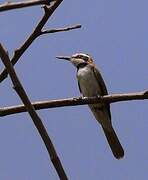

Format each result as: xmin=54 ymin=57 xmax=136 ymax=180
xmin=97 ymin=95 xmax=101 ymax=99
xmin=73 ymin=96 xmax=83 ymax=101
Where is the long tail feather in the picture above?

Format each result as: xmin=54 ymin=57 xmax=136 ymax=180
xmin=102 ymin=127 xmax=124 ymax=159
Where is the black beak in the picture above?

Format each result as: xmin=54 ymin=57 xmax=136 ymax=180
xmin=56 ymin=56 xmax=71 ymax=61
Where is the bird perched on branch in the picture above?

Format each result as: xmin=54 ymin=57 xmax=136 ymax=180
xmin=56 ymin=53 xmax=124 ymax=159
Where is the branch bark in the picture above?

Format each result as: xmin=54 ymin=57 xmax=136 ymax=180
xmin=1 ymin=91 xmax=148 ymax=117
xmin=0 ymin=0 xmax=51 ymax=12
xmin=0 ymin=0 xmax=64 ymax=83
xmin=0 ymin=43 xmax=68 ymax=179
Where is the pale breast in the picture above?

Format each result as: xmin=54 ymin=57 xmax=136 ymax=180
xmin=77 ymin=66 xmax=101 ymax=97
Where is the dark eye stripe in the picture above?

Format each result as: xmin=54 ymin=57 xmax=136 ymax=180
xmin=75 ymin=55 xmax=89 ymax=61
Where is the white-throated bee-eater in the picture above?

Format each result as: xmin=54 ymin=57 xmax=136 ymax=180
xmin=56 ymin=53 xmax=124 ymax=159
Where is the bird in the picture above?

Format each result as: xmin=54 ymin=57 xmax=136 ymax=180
xmin=56 ymin=53 xmax=124 ymax=159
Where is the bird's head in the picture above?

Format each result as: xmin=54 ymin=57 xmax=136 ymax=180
xmin=56 ymin=53 xmax=93 ymax=68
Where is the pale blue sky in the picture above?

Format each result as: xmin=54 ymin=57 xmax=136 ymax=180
xmin=0 ymin=0 xmax=148 ymax=179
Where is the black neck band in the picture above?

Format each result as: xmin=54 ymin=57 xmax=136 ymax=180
xmin=77 ymin=62 xmax=87 ymax=69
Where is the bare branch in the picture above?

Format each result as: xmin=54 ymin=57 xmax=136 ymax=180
xmin=41 ymin=24 xmax=82 ymax=34
xmin=0 ymin=43 xmax=68 ymax=180
xmin=0 ymin=0 xmax=63 ymax=83
xmin=0 ymin=0 xmax=51 ymax=12
xmin=1 ymin=91 xmax=148 ymax=117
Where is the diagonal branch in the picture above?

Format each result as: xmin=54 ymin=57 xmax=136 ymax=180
xmin=0 ymin=0 xmax=51 ymax=12
xmin=0 ymin=0 xmax=64 ymax=83
xmin=0 ymin=43 xmax=68 ymax=179
xmin=1 ymin=90 xmax=148 ymax=117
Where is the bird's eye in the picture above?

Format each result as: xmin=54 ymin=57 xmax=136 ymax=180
xmin=83 ymin=56 xmax=89 ymax=61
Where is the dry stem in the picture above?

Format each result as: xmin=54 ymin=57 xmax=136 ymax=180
xmin=1 ymin=91 xmax=148 ymax=117
xmin=0 ymin=0 xmax=51 ymax=12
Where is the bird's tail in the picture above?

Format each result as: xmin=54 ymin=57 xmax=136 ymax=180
xmin=102 ymin=126 xmax=124 ymax=159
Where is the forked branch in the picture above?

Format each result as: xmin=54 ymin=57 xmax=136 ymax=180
xmin=0 ymin=0 xmax=69 ymax=83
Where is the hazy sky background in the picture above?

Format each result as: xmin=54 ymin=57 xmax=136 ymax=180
xmin=0 ymin=0 xmax=148 ymax=179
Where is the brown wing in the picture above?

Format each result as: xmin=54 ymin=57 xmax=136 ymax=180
xmin=92 ymin=66 xmax=111 ymax=119
xmin=77 ymin=80 xmax=83 ymax=95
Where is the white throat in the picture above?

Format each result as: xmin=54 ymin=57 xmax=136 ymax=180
xmin=77 ymin=66 xmax=101 ymax=97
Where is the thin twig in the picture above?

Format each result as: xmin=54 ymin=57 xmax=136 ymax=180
xmin=1 ymin=91 xmax=148 ymax=117
xmin=0 ymin=23 xmax=81 ymax=84
xmin=0 ymin=0 xmax=64 ymax=83
xmin=0 ymin=0 xmax=51 ymax=12
xmin=41 ymin=24 xmax=82 ymax=34
xmin=0 ymin=43 xmax=68 ymax=179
